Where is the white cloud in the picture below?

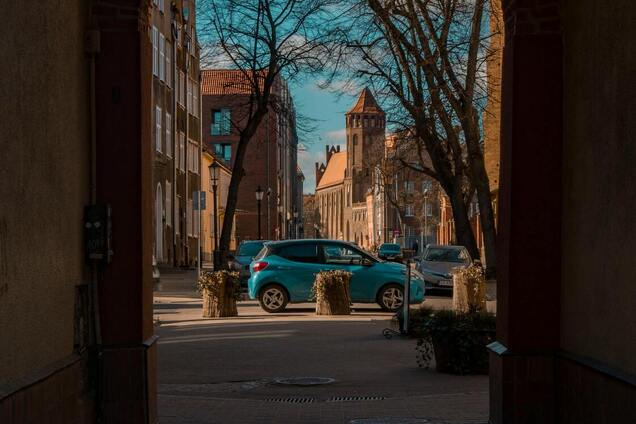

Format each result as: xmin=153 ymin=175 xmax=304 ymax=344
xmin=324 ymin=128 xmax=346 ymax=142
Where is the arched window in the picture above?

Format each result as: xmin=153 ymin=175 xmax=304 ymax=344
xmin=352 ymin=134 xmax=358 ymax=165
xmin=155 ymin=183 xmax=163 ymax=261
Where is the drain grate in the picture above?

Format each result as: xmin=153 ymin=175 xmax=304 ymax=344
xmin=349 ymin=419 xmax=430 ymax=424
xmin=265 ymin=397 xmax=316 ymax=404
xmin=273 ymin=377 xmax=335 ymax=386
xmin=328 ymin=395 xmax=386 ymax=402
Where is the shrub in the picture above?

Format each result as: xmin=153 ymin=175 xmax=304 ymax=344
xmin=413 ymin=306 xmax=496 ymax=374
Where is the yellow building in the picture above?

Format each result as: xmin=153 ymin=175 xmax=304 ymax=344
xmin=201 ymin=149 xmax=236 ymax=264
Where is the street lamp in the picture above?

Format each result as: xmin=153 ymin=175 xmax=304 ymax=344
xmin=255 ymin=186 xmax=264 ymax=240
xmin=209 ymin=161 xmax=220 ymax=268
xmin=293 ymin=207 xmax=299 ymax=239
xmin=423 ymin=188 xmax=429 ymax=248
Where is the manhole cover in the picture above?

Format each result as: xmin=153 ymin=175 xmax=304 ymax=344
xmin=350 ymin=419 xmax=430 ymax=424
xmin=273 ymin=377 xmax=335 ymax=386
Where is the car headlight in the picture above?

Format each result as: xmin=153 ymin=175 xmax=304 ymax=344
xmin=411 ymin=270 xmax=426 ymax=282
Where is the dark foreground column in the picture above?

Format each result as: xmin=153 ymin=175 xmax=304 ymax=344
xmin=93 ymin=2 xmax=156 ymax=423
xmin=490 ymin=1 xmax=563 ymax=423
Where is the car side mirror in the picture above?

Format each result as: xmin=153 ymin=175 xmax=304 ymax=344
xmin=361 ymin=258 xmax=374 ymax=267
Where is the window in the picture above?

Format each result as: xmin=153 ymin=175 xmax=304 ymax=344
xmin=405 ymin=181 xmax=414 ymax=193
xmin=187 ymin=141 xmax=199 ymax=174
xmin=179 ymin=132 xmax=185 ymax=171
xmin=422 ymin=180 xmax=433 ymax=192
xmin=425 ymin=203 xmax=433 ymax=217
xmin=193 ymin=83 xmax=198 ymax=117
xmin=155 ymin=106 xmax=162 ymax=152
xmin=159 ymin=33 xmax=165 ymax=81
xmin=166 ymin=41 xmax=171 ymax=87
xmin=211 ymin=109 xmax=232 ymax=135
xmin=187 ymin=79 xmax=192 ymax=111
xmin=323 ymin=245 xmax=367 ymax=265
xmin=159 ymin=0 xmax=164 ymax=13
xmin=178 ymin=72 xmax=185 ymax=105
xmin=214 ymin=143 xmax=232 ymax=163
xmin=152 ymin=27 xmax=158 ymax=76
xmin=165 ymin=113 xmax=172 ymax=157
xmin=405 ymin=204 xmax=414 ymax=217
xmin=277 ymin=244 xmax=320 ymax=263
xmin=165 ymin=182 xmax=172 ymax=226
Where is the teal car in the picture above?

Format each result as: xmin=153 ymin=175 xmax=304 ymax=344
xmin=248 ymin=239 xmax=426 ymax=313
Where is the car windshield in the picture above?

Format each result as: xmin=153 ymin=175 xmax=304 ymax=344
xmin=237 ymin=242 xmax=264 ymax=257
xmin=380 ymin=244 xmax=401 ymax=251
xmin=424 ymin=248 xmax=467 ymax=263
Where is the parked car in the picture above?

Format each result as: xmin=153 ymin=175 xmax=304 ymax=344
xmin=229 ymin=240 xmax=270 ymax=287
xmin=417 ymin=245 xmax=472 ymax=290
xmin=248 ymin=239 xmax=426 ymax=313
xmin=377 ymin=243 xmax=403 ymax=261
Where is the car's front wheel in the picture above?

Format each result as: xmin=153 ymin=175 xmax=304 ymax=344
xmin=377 ymin=284 xmax=404 ymax=312
xmin=258 ymin=284 xmax=289 ymax=313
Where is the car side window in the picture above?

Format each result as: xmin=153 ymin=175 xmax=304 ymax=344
xmin=324 ymin=245 xmax=364 ymax=265
xmin=277 ymin=244 xmax=320 ymax=263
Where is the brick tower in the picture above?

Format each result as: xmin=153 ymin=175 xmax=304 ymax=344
xmin=345 ymin=87 xmax=385 ymax=203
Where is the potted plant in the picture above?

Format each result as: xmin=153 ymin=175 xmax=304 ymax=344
xmin=312 ymin=270 xmax=352 ymax=315
xmin=197 ymin=270 xmax=241 ymax=318
xmin=412 ymin=306 xmax=496 ymax=374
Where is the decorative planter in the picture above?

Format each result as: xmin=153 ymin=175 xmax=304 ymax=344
xmin=198 ymin=271 xmax=239 ymax=318
xmin=452 ymin=265 xmax=486 ymax=313
xmin=313 ymin=270 xmax=352 ymax=315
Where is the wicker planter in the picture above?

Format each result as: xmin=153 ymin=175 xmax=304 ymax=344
xmin=452 ymin=265 xmax=486 ymax=313
xmin=198 ymin=271 xmax=239 ymax=318
xmin=313 ymin=270 xmax=352 ymax=315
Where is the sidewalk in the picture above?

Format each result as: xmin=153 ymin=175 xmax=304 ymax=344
xmin=154 ymin=283 xmax=489 ymax=424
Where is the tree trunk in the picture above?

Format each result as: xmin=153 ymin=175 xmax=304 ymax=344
xmin=217 ymin=107 xmax=269 ymax=270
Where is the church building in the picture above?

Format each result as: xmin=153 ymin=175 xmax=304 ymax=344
xmin=315 ymin=88 xmax=386 ymax=248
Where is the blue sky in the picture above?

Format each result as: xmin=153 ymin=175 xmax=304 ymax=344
xmin=291 ymin=80 xmax=360 ymax=193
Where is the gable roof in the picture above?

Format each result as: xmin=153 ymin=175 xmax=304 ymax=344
xmin=201 ymin=69 xmax=267 ymax=95
xmin=316 ymin=151 xmax=347 ymax=189
xmin=347 ymin=87 xmax=383 ymax=114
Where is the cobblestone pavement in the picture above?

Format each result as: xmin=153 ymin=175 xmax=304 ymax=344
xmin=155 ymin=271 xmax=488 ymax=424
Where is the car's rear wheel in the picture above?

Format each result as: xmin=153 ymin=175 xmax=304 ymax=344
xmin=258 ymin=284 xmax=289 ymax=313
xmin=377 ymin=284 xmax=404 ymax=312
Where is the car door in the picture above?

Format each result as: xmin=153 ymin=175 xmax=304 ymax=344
xmin=275 ymin=243 xmax=323 ymax=301
xmin=320 ymin=243 xmax=377 ymax=302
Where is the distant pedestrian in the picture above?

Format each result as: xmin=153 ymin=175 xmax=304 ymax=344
xmin=412 ymin=240 xmax=419 ymax=255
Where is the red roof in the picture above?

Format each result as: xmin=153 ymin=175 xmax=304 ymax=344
xmin=347 ymin=87 xmax=383 ymax=114
xmin=201 ymin=69 xmax=266 ymax=95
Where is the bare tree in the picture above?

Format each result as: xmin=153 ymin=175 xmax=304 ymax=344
xmin=199 ymin=0 xmax=345 ymax=268
xmin=337 ymin=0 xmax=498 ymax=274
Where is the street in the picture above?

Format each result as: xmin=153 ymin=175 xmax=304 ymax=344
xmin=155 ymin=271 xmax=488 ymax=424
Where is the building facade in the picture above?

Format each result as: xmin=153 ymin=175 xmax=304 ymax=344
xmin=201 ymin=70 xmax=301 ymax=243
xmin=151 ymin=0 xmax=202 ymax=268
xmin=201 ymin=149 xmax=235 ymax=262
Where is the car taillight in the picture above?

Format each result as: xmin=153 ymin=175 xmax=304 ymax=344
xmin=252 ymin=261 xmax=269 ymax=272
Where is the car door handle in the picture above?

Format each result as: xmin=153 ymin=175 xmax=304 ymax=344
xmin=277 ymin=266 xmax=293 ymax=270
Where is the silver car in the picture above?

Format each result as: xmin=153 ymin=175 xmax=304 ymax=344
xmin=417 ymin=245 xmax=472 ymax=290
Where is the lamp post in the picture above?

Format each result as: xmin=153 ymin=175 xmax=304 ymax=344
xmin=255 ymin=185 xmax=264 ymax=240
xmin=293 ymin=207 xmax=299 ymax=239
xmin=209 ymin=161 xmax=220 ymax=269
xmin=423 ymin=188 xmax=429 ymax=247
